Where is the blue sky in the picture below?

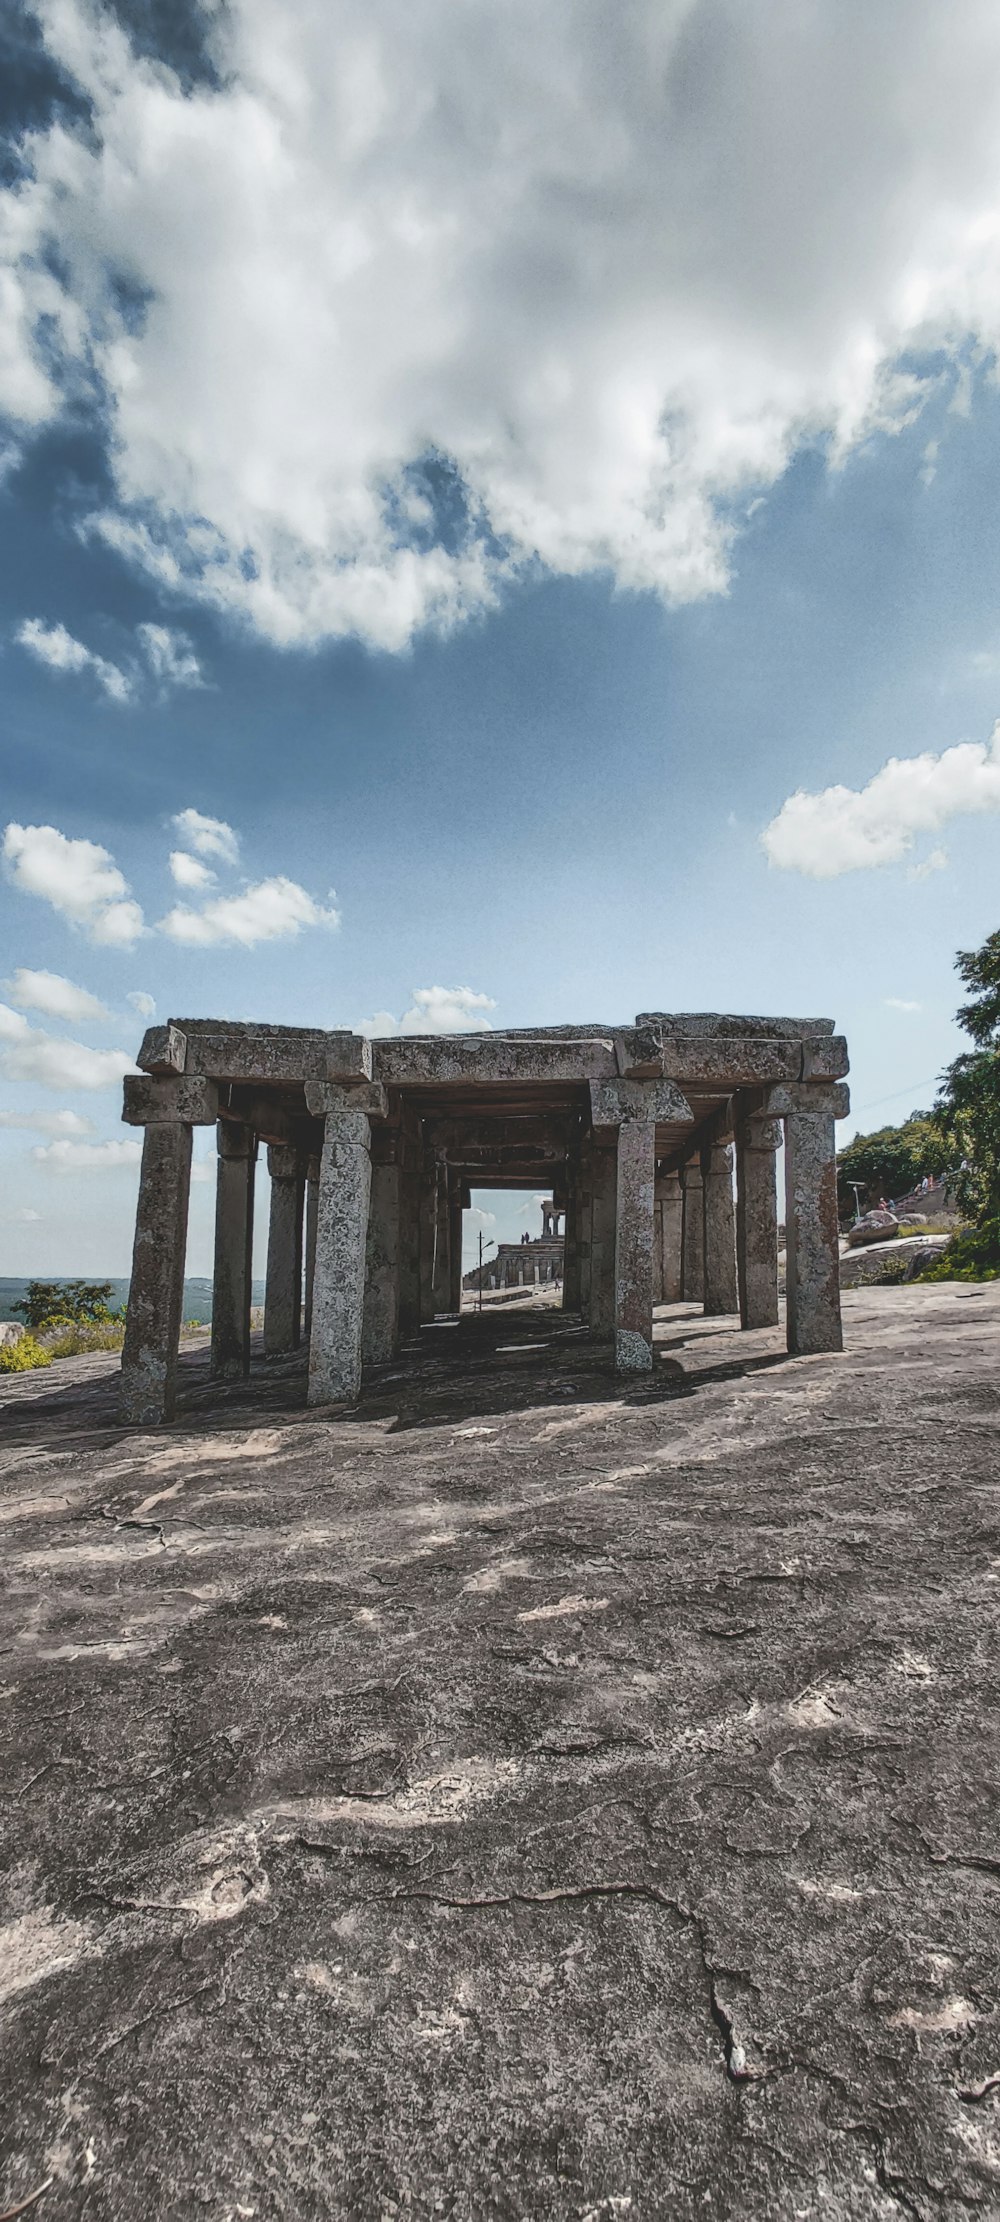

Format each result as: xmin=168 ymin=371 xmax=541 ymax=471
xmin=2 ymin=0 xmax=1000 ymax=1277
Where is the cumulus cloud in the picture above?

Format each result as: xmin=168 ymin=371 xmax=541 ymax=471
xmin=2 ymin=822 xmax=144 ymax=944
xmin=169 ymin=850 xmax=215 ymax=892
xmin=32 ymin=1137 xmax=142 ymax=1172
xmin=3 ymin=967 xmax=110 ymax=1023
xmin=126 ymin=989 xmax=156 ymax=1018
xmin=8 ymin=3 xmax=1000 ymax=647
xmin=762 ymin=723 xmax=1000 ymax=877
xmin=160 ymin=877 xmax=340 ymax=947
xmin=171 ymin=809 xmax=239 ymax=865
xmin=0 ymin=1107 xmax=94 ymax=1134
xmin=15 ymin=617 xmax=131 ymax=702
xmin=0 ymin=1003 xmax=137 ymax=1089
xmin=361 ymin=985 xmax=497 ymax=1034
xmin=884 ymin=998 xmax=922 ymax=1013
xmin=136 ymin=623 xmax=204 ymax=691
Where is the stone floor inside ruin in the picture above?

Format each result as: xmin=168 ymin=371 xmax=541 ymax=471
xmin=2 ymin=1285 xmax=1000 ymax=2219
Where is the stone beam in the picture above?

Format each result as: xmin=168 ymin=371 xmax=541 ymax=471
xmin=374 ymin=1037 xmax=618 ymax=1086
xmin=123 ymin=1074 xmax=219 ymax=1126
xmin=589 ymin=1078 xmax=692 ymax=1130
xmin=636 ymin=1012 xmax=836 ymax=1039
xmin=156 ymin=1024 xmax=373 ymax=1084
xmin=658 ymin=1037 xmax=848 ymax=1087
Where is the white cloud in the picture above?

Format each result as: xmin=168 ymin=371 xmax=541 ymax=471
xmin=2 ymin=822 xmax=145 ymax=945
xmin=169 ymin=849 xmax=215 ymax=892
xmin=3 ymin=967 xmax=110 ymax=1023
xmin=1 ymin=1208 xmax=42 ymax=1223
xmin=126 ymin=989 xmax=156 ymax=1018
xmin=0 ymin=1107 xmax=95 ymax=1134
xmin=361 ymin=985 xmax=497 ymax=1035
xmin=8 ymin=3 xmax=1000 ymax=646
xmin=171 ymin=809 xmax=240 ymax=865
xmin=884 ymin=998 xmax=922 ymax=1013
xmin=15 ymin=618 xmax=131 ymax=703
xmin=136 ymin=622 xmax=204 ymax=691
xmin=0 ymin=1005 xmax=137 ymax=1090
xmin=32 ymin=1137 xmax=142 ymax=1172
xmin=762 ymin=722 xmax=1000 ymax=878
xmin=160 ymin=876 xmax=340 ymax=947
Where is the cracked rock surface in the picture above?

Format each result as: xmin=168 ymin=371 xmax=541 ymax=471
xmin=1 ymin=1285 xmax=999 ymax=2220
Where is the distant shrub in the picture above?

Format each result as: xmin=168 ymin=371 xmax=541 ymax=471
xmin=0 ymin=1334 xmax=53 ymax=1373
xmin=918 ymin=1221 xmax=1000 ymax=1283
xmin=39 ymin=1320 xmax=126 ymax=1359
xmin=13 ymin=1280 xmax=123 ymax=1332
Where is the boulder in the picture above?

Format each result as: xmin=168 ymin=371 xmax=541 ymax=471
xmin=0 ymin=1321 xmax=25 ymax=1347
xmin=847 ymin=1210 xmax=899 ymax=1248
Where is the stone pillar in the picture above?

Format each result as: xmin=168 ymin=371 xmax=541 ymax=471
xmin=613 ymin=1115 xmax=656 ymax=1371
xmin=305 ymin=1082 xmax=384 ymax=1404
xmin=363 ymin=1133 xmax=401 ymax=1367
xmin=448 ymin=1175 xmax=464 ymax=1313
xmin=588 ymin=1147 xmax=617 ymax=1336
xmin=577 ymin=1156 xmax=594 ymax=1319
xmin=303 ymin=1153 xmax=319 ymax=1338
xmin=702 ymin=1141 xmax=738 ymax=1316
xmin=657 ymin=1170 xmax=683 ymax=1303
xmin=120 ymin=1074 xmax=218 ymax=1426
xmin=121 ymin=1124 xmax=192 ymax=1424
xmin=397 ymin=1140 xmax=422 ymax=1336
xmin=681 ymin=1160 xmax=704 ymax=1302
xmin=736 ymin=1116 xmax=780 ymax=1329
xmin=784 ymin=1107 xmax=843 ymax=1355
xmin=431 ymin=1163 xmax=452 ymax=1315
xmin=211 ymin=1121 xmax=257 ymax=1381
xmin=264 ymin=1145 xmax=304 ymax=1356
xmin=562 ymin=1175 xmax=582 ymax=1313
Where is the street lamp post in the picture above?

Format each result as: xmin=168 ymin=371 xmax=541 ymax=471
xmin=478 ymin=1232 xmax=495 ymax=1312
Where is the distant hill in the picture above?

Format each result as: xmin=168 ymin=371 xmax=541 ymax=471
xmin=0 ymin=1278 xmax=265 ymax=1325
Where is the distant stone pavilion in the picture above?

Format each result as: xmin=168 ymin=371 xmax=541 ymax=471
xmin=463 ymin=1199 xmax=565 ymax=1294
xmin=119 ymin=1013 xmax=849 ymax=1424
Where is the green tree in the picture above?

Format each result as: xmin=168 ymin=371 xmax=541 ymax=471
xmin=836 ymin=1112 xmax=949 ymax=1216
xmin=12 ymin=1280 xmax=118 ymax=1332
xmin=932 ymin=928 xmax=1000 ymax=1232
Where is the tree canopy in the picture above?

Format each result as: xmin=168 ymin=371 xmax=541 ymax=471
xmin=836 ymin=1112 xmax=948 ymax=1215
xmin=932 ymin=928 xmax=1000 ymax=1230
xmin=12 ymin=1281 xmax=118 ymax=1332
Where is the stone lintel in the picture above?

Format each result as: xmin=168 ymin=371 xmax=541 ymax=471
xmin=659 ymin=1038 xmax=847 ymax=1086
xmin=221 ymin=1091 xmax=310 ymax=1149
xmin=760 ymin=1082 xmax=851 ymax=1120
xmin=614 ymin=1025 xmax=664 ymax=1079
xmin=736 ymin=1114 xmax=783 ymax=1152
xmin=304 ymin=1081 xmax=388 ymax=1119
xmin=374 ymin=1036 xmax=618 ymax=1086
xmin=173 ymin=1025 xmax=372 ymax=1084
xmin=636 ymin=1012 xmax=836 ymax=1040
xmin=123 ymin=1074 xmax=219 ymax=1127
xmin=589 ymin=1078 xmax=692 ymax=1130
xmin=137 ymin=1023 xmax=187 ymax=1075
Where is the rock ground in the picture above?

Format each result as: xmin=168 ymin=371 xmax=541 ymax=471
xmin=1 ymin=1286 xmax=999 ymax=2221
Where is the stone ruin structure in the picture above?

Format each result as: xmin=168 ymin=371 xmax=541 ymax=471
xmin=464 ymin=1200 xmax=564 ymax=1293
xmin=119 ymin=1012 xmax=849 ymax=1424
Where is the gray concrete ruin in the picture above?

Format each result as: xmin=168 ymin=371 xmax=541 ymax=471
xmin=119 ymin=1013 xmax=849 ymax=1424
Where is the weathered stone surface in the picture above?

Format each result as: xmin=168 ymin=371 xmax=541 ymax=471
xmin=680 ymin=1159 xmax=704 ymax=1303
xmin=655 ymin=1168 xmax=683 ymax=1303
xmin=785 ymin=1108 xmax=843 ymax=1354
xmin=122 ymin=1074 xmax=219 ymax=1127
xmin=211 ymin=1123 xmax=256 ymax=1382
xmin=0 ymin=1321 xmax=25 ymax=1348
xmin=847 ymin=1209 xmax=900 ymax=1247
xmin=562 ymin=1175 xmax=582 ymax=1314
xmin=136 ymin=1022 xmax=187 ymax=1075
xmin=4 ymin=1286 xmax=1000 ymax=2219
xmin=304 ymin=1080 xmax=387 ymax=1118
xmin=303 ymin=1155 xmax=319 ymax=1337
xmin=308 ymin=1112 xmax=373 ymax=1404
xmin=362 ymin=1158 xmax=401 ymax=1366
xmin=614 ymin=1117 xmax=655 ymax=1370
xmin=588 ymin=1146 xmax=617 ymax=1335
xmin=736 ymin=1116 xmax=780 ymax=1329
xmin=760 ymin=1080 xmax=851 ymax=1119
xmin=176 ymin=1024 xmax=372 ymax=1083
xmin=119 ymin=1120 xmax=192 ymax=1423
xmin=264 ymin=1146 xmax=304 ymax=1357
xmin=702 ymin=1142 xmax=738 ymax=1316
xmin=637 ymin=1010 xmax=835 ymax=1038
xmin=589 ymin=1078 xmax=692 ymax=1130
xmin=376 ymin=1037 xmax=618 ymax=1085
